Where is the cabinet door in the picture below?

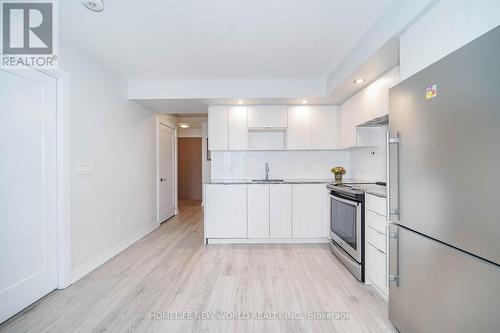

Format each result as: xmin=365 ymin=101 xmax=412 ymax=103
xmin=269 ymin=184 xmax=292 ymax=238
xmin=208 ymin=106 xmax=228 ymax=150
xmin=247 ymin=184 xmax=269 ymax=238
xmin=365 ymin=241 xmax=387 ymax=295
xmin=291 ymin=184 xmax=329 ymax=238
xmin=287 ymin=106 xmax=311 ymax=150
xmin=311 ymin=106 xmax=340 ymax=149
xmin=247 ymin=105 xmax=287 ymax=128
xmin=339 ymin=104 xmax=357 ymax=148
xmin=205 ymin=185 xmax=247 ymax=238
xmin=228 ymin=106 xmax=248 ymax=150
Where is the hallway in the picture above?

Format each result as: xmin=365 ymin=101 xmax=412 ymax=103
xmin=1 ymin=201 xmax=394 ymax=333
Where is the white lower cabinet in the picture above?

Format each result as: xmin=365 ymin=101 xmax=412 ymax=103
xmin=291 ymin=184 xmax=329 ymax=238
xmin=247 ymin=184 xmax=270 ymax=238
xmin=365 ymin=242 xmax=387 ymax=295
xmin=204 ymin=184 xmax=247 ymax=238
xmin=205 ymin=183 xmax=329 ymax=242
xmin=269 ymin=184 xmax=292 ymax=238
xmin=364 ymin=194 xmax=388 ymax=297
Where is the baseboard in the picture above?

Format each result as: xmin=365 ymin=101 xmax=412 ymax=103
xmin=206 ymin=237 xmax=330 ymax=244
xmin=71 ymin=223 xmax=158 ymax=284
xmin=366 ymin=277 xmax=389 ymax=301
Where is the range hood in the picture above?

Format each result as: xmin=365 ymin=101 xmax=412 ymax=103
xmin=357 ymin=114 xmax=388 ymax=127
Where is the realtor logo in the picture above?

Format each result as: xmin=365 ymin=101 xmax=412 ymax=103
xmin=1 ymin=0 xmax=58 ymax=68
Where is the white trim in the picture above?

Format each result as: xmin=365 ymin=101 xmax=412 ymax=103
xmin=206 ymin=238 xmax=330 ymax=244
xmin=366 ymin=277 xmax=389 ymax=301
xmin=156 ymin=119 xmax=178 ymax=224
xmin=37 ymin=67 xmax=73 ymax=289
xmin=71 ymin=224 xmax=158 ymax=284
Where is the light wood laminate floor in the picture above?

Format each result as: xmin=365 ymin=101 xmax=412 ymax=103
xmin=1 ymin=200 xmax=396 ymax=333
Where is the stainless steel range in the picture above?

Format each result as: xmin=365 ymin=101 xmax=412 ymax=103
xmin=326 ymin=183 xmax=366 ymax=281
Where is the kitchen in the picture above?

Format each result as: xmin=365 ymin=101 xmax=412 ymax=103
xmin=1 ymin=1 xmax=500 ymax=332
xmin=204 ymin=68 xmax=396 ymax=299
xmin=203 ymin=27 xmax=500 ymax=333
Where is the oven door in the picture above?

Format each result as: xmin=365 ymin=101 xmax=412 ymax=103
xmin=330 ymin=193 xmax=362 ymax=262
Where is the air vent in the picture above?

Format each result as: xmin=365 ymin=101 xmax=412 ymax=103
xmin=357 ymin=114 xmax=388 ymax=127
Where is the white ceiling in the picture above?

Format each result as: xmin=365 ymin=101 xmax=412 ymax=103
xmin=59 ymin=0 xmax=394 ymax=81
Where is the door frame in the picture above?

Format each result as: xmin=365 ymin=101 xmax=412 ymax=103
xmin=40 ymin=67 xmax=72 ymax=289
xmin=2 ymin=66 xmax=73 ymax=290
xmin=156 ymin=119 xmax=178 ymax=224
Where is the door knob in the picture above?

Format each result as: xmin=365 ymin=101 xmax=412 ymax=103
xmin=160 ymin=178 xmax=166 ymax=182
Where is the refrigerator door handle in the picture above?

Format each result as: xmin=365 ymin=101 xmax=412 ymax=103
xmin=386 ymin=131 xmax=400 ymax=221
xmin=388 ymin=224 xmax=399 ymax=286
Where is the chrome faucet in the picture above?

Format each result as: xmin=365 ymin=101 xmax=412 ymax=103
xmin=265 ymin=162 xmax=270 ymax=181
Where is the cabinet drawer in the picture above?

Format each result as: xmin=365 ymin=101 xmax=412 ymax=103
xmin=366 ymin=194 xmax=386 ymax=216
xmin=365 ymin=242 xmax=387 ymax=294
xmin=366 ymin=210 xmax=387 ymax=234
xmin=366 ymin=226 xmax=386 ymax=253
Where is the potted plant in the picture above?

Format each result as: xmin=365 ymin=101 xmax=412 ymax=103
xmin=331 ymin=166 xmax=346 ymax=183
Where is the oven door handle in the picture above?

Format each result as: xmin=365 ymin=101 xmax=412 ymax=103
xmin=329 ymin=194 xmax=360 ymax=206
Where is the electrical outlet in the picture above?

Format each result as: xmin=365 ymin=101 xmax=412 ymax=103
xmin=116 ymin=216 xmax=121 ymax=227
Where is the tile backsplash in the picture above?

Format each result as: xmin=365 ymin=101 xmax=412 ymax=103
xmin=210 ymin=147 xmax=386 ymax=182
xmin=211 ymin=151 xmax=350 ymax=180
xmin=349 ymin=147 xmax=386 ymax=182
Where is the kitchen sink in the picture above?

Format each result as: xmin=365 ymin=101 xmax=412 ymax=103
xmin=251 ymin=179 xmax=284 ymax=183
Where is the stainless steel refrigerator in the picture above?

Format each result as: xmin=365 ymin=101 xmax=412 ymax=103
xmin=387 ymin=26 xmax=500 ymax=333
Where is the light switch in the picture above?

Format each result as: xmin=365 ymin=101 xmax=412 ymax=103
xmin=78 ymin=162 xmax=95 ymax=175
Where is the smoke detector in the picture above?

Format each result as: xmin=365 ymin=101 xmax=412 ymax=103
xmin=82 ymin=0 xmax=104 ymax=12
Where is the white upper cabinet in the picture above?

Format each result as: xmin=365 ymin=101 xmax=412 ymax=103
xmin=228 ymin=106 xmax=248 ymax=150
xmin=339 ymin=104 xmax=358 ymax=149
xmin=287 ymin=106 xmax=311 ymax=150
xmin=208 ymin=106 xmax=228 ymax=150
xmin=311 ymin=106 xmax=340 ymax=150
xmin=208 ymin=104 xmax=340 ymax=151
xmin=339 ymin=67 xmax=399 ymax=149
xmin=247 ymin=105 xmax=287 ymax=128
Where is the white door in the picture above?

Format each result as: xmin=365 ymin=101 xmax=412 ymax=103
xmin=158 ymin=123 xmax=175 ymax=222
xmin=0 ymin=68 xmax=58 ymax=323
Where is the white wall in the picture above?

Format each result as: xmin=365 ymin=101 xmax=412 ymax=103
xmin=211 ymin=151 xmax=350 ymax=180
xmin=400 ymin=0 xmax=500 ymax=80
xmin=59 ymin=41 xmax=177 ymax=281
xmin=178 ymin=127 xmax=202 ymax=137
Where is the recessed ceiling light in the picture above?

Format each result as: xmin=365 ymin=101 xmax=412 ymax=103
xmin=354 ymin=78 xmax=365 ymax=84
xmin=82 ymin=0 xmax=104 ymax=12
xmin=178 ymin=123 xmax=191 ymax=129
xmin=237 ymin=100 xmax=244 ymax=104
xmin=301 ymin=100 xmax=308 ymax=104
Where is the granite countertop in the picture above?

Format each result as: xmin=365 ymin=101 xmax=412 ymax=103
xmin=348 ymin=183 xmax=387 ymax=198
xmin=205 ymin=178 xmax=333 ymax=185
xmin=331 ymin=179 xmax=386 ymax=198
xmin=205 ymin=178 xmax=387 ymax=197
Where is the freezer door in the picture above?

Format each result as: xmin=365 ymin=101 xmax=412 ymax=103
xmin=388 ymin=26 xmax=500 ymax=264
xmin=388 ymin=224 xmax=500 ymax=333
